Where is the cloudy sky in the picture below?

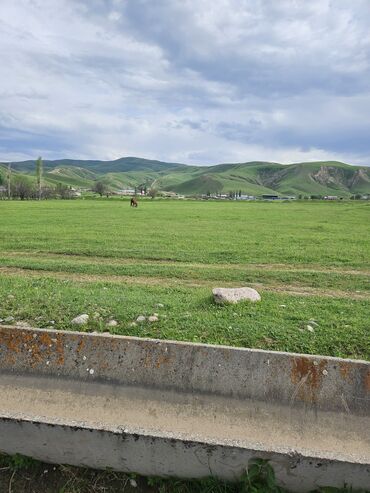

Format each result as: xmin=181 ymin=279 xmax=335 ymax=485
xmin=0 ymin=0 xmax=369 ymax=165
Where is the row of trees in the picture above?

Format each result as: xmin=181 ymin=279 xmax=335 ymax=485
xmin=92 ymin=181 xmax=158 ymax=199
xmin=0 ymin=177 xmax=77 ymax=200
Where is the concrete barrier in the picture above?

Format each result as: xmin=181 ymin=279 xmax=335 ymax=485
xmin=0 ymin=325 xmax=369 ymax=491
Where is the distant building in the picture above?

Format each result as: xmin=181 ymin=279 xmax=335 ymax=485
xmin=237 ymin=195 xmax=256 ymax=200
xmin=116 ymin=189 xmax=136 ymax=196
xmin=324 ymin=196 xmax=338 ymax=200
xmin=262 ymin=194 xmax=279 ymax=200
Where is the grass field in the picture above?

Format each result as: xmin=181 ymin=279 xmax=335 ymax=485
xmin=0 ymin=199 xmax=369 ymax=360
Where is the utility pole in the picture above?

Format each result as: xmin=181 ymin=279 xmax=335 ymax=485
xmin=7 ymin=162 xmax=11 ymax=199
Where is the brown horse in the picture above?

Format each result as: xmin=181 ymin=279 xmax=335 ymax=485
xmin=130 ymin=197 xmax=138 ymax=207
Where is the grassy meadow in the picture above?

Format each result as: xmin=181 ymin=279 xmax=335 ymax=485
xmin=0 ymin=199 xmax=369 ymax=359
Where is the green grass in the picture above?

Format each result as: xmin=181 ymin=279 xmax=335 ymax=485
xmin=0 ymin=200 xmax=369 ymax=359
xmin=1 ymin=200 xmax=369 ymax=266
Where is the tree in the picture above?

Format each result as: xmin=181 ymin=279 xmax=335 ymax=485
xmin=56 ymin=182 xmax=72 ymax=199
xmin=7 ymin=162 xmax=11 ymax=199
xmin=12 ymin=176 xmax=32 ymax=200
xmin=148 ymin=188 xmax=158 ymax=199
xmin=93 ymin=181 xmax=107 ymax=197
xmin=36 ymin=156 xmax=43 ymax=200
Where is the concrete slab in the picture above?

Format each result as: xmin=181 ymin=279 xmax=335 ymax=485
xmin=0 ymin=326 xmax=369 ymax=491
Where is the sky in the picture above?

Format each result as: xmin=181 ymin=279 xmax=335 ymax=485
xmin=0 ymin=0 xmax=370 ymax=166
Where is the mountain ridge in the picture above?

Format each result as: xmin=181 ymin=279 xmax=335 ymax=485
xmin=1 ymin=157 xmax=369 ymax=197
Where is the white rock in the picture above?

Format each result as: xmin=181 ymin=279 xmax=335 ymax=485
xmin=107 ymin=319 xmax=118 ymax=327
xmin=71 ymin=314 xmax=89 ymax=325
xmin=308 ymin=320 xmax=319 ymax=327
xmin=4 ymin=316 xmax=14 ymax=323
xmin=306 ymin=325 xmax=315 ymax=332
xmin=213 ymin=287 xmax=261 ymax=304
xmin=148 ymin=315 xmax=159 ymax=322
xmin=15 ymin=321 xmax=31 ymax=328
xmin=136 ymin=315 xmax=146 ymax=323
xmin=129 ymin=478 xmax=137 ymax=488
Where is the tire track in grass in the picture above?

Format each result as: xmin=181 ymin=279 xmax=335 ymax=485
xmin=1 ymin=250 xmax=369 ymax=276
xmin=0 ymin=266 xmax=369 ymax=300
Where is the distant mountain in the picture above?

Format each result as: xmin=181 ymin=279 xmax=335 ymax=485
xmin=2 ymin=157 xmax=369 ymax=197
xmin=10 ymin=157 xmax=187 ymax=174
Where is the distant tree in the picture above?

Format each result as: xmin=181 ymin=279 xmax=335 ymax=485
xmin=36 ymin=156 xmax=43 ymax=200
xmin=12 ymin=176 xmax=32 ymax=200
xmin=42 ymin=186 xmax=55 ymax=199
xmin=56 ymin=182 xmax=72 ymax=199
xmin=148 ymin=188 xmax=158 ymax=199
xmin=7 ymin=162 xmax=11 ymax=199
xmin=93 ymin=181 xmax=107 ymax=197
xmin=298 ymin=194 xmax=303 ymax=200
xmin=239 ymin=190 xmax=242 ymax=197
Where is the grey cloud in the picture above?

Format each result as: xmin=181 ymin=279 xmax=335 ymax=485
xmin=0 ymin=0 xmax=369 ymax=164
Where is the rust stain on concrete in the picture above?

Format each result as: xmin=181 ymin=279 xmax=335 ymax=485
xmin=291 ymin=357 xmax=328 ymax=403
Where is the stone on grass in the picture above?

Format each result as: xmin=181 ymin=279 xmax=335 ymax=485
xmin=306 ymin=325 xmax=315 ymax=333
xmin=15 ymin=321 xmax=31 ymax=328
xmin=136 ymin=315 xmax=146 ymax=323
xmin=71 ymin=314 xmax=89 ymax=325
xmin=4 ymin=316 xmax=14 ymax=323
xmin=148 ymin=315 xmax=159 ymax=323
xmin=213 ymin=287 xmax=261 ymax=304
xmin=107 ymin=319 xmax=118 ymax=327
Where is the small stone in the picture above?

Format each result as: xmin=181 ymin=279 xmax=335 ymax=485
xmin=89 ymin=369 xmax=94 ymax=375
xmin=306 ymin=325 xmax=315 ymax=333
xmin=107 ymin=319 xmax=118 ymax=327
xmin=148 ymin=315 xmax=159 ymax=323
xmin=279 ymin=304 xmax=286 ymax=308
xmin=129 ymin=478 xmax=137 ymax=488
xmin=308 ymin=320 xmax=319 ymax=327
xmin=4 ymin=316 xmax=14 ymax=323
xmin=71 ymin=314 xmax=89 ymax=325
xmin=136 ymin=315 xmax=146 ymax=323
xmin=49 ymin=320 xmax=55 ymax=325
xmin=213 ymin=287 xmax=261 ymax=304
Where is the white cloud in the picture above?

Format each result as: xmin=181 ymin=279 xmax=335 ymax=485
xmin=0 ymin=0 xmax=369 ymax=165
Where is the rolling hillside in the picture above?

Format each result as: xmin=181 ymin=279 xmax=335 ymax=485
xmin=2 ymin=158 xmax=370 ymax=197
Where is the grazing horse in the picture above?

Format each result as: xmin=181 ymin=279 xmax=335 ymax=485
xmin=130 ymin=197 xmax=138 ymax=207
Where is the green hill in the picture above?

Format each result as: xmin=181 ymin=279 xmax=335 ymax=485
xmin=1 ymin=158 xmax=369 ymax=197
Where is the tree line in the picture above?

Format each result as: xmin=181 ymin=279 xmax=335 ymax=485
xmin=0 ymin=158 xmax=78 ymax=200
